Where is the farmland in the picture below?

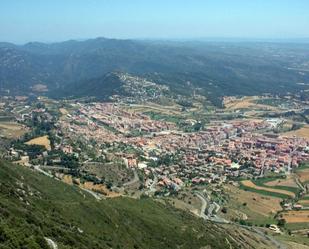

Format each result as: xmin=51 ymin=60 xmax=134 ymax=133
xmin=280 ymin=211 xmax=309 ymax=224
xmin=25 ymin=135 xmax=51 ymax=150
xmin=264 ymin=177 xmax=298 ymax=188
xmin=0 ymin=121 xmax=26 ymax=139
xmin=224 ymin=96 xmax=278 ymax=111
xmin=283 ymin=125 xmax=309 ymax=139
xmin=296 ymin=168 xmax=309 ymax=184
xmin=240 ymin=180 xmax=296 ymax=199
xmin=223 ymin=185 xmax=282 ymax=225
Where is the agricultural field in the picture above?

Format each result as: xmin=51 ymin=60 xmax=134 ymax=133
xmin=0 ymin=121 xmax=26 ymax=139
xmin=224 ymin=96 xmax=278 ymax=111
xmin=264 ymin=176 xmax=298 ymax=188
xmin=296 ymin=168 xmax=309 ymax=184
xmin=25 ymin=135 xmax=51 ymax=150
xmin=297 ymin=199 xmax=309 ymax=207
xmin=222 ymin=185 xmax=281 ymax=225
xmin=280 ymin=211 xmax=309 ymax=224
xmin=240 ymin=180 xmax=296 ymax=199
xmin=125 ymin=102 xmax=182 ymax=116
xmin=283 ymin=124 xmax=309 ymax=139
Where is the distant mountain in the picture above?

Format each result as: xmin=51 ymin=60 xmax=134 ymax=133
xmin=0 ymin=37 xmax=309 ymax=104
xmin=0 ymin=160 xmax=277 ymax=249
xmin=54 ymin=71 xmax=170 ymax=102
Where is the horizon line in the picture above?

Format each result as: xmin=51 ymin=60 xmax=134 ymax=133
xmin=1 ymin=36 xmax=309 ymax=46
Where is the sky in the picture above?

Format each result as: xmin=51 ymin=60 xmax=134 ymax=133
xmin=0 ymin=0 xmax=309 ymax=43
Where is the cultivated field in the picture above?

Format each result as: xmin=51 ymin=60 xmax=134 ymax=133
xmin=0 ymin=122 xmax=26 ymax=139
xmin=226 ymin=185 xmax=282 ymax=217
xmin=264 ymin=177 xmax=298 ymax=188
xmin=224 ymin=96 xmax=277 ymax=111
xmin=283 ymin=125 xmax=309 ymax=139
xmin=296 ymin=169 xmax=309 ymax=184
xmin=25 ymin=135 xmax=51 ymax=150
xmin=126 ymin=102 xmax=182 ymax=115
xmin=281 ymin=210 xmax=309 ymax=223
xmin=298 ymin=199 xmax=309 ymax=206
xmin=241 ymin=180 xmax=296 ymax=198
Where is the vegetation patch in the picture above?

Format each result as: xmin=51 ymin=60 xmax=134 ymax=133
xmin=25 ymin=135 xmax=51 ymax=151
xmin=240 ymin=180 xmax=295 ymax=199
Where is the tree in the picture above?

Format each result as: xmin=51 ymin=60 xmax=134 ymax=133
xmin=221 ymin=207 xmax=227 ymax=214
xmin=277 ymin=219 xmax=286 ymax=227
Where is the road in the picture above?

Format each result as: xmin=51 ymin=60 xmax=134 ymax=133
xmin=242 ymin=226 xmax=287 ymax=249
xmin=33 ymin=165 xmax=54 ymax=178
xmin=80 ymin=187 xmax=102 ymax=200
xmin=45 ymin=238 xmax=58 ymax=249
xmin=195 ymin=191 xmax=229 ymax=223
xmin=195 ymin=192 xmax=208 ymax=219
xmin=195 ymin=191 xmax=287 ymax=249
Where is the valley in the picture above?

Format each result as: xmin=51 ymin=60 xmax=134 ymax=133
xmin=1 ymin=83 xmax=309 ymax=248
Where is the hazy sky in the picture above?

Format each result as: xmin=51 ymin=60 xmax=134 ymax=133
xmin=1 ymin=0 xmax=309 ymax=43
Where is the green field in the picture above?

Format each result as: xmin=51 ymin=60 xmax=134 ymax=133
xmin=253 ymin=177 xmax=300 ymax=195
xmin=239 ymin=184 xmax=292 ymax=199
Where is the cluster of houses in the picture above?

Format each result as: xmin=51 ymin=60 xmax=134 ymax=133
xmin=56 ymin=103 xmax=309 ymax=193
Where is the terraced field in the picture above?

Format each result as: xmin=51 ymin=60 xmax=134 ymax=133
xmin=280 ymin=211 xmax=309 ymax=223
xmin=264 ymin=177 xmax=298 ymax=188
xmin=240 ymin=180 xmax=296 ymax=198
xmin=297 ymin=169 xmax=309 ymax=184
xmin=223 ymin=185 xmax=282 ymax=225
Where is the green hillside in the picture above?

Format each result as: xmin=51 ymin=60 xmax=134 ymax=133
xmin=0 ymin=161 xmax=246 ymax=249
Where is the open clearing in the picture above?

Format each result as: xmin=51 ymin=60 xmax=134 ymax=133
xmin=25 ymin=135 xmax=51 ymax=150
xmin=0 ymin=122 xmax=26 ymax=139
xmin=226 ymin=185 xmax=282 ymax=218
xmin=283 ymin=125 xmax=309 ymax=139
xmin=224 ymin=96 xmax=277 ymax=111
xmin=296 ymin=169 xmax=309 ymax=184
xmin=59 ymin=108 xmax=69 ymax=115
xmin=281 ymin=210 xmax=309 ymax=223
xmin=81 ymin=181 xmax=120 ymax=198
xmin=126 ymin=102 xmax=182 ymax=115
xmin=241 ymin=180 xmax=295 ymax=198
xmin=264 ymin=177 xmax=298 ymax=188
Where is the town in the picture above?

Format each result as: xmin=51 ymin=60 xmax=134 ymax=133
xmin=1 ymin=94 xmax=309 ymax=238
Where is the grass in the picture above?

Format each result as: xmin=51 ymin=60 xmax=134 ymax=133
xmin=285 ymin=222 xmax=309 ymax=231
xmin=253 ymin=177 xmax=300 ymax=194
xmin=296 ymin=163 xmax=309 ymax=171
xmin=144 ymin=111 xmax=183 ymax=124
xmin=0 ymin=160 xmax=242 ymax=249
xmin=239 ymin=183 xmax=293 ymax=199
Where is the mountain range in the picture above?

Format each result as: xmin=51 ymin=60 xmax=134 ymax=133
xmin=0 ymin=38 xmax=309 ymax=105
